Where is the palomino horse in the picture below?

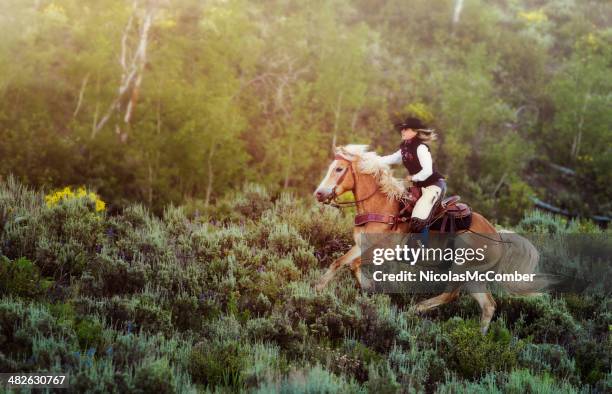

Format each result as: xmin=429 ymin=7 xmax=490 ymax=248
xmin=313 ymin=145 xmax=542 ymax=333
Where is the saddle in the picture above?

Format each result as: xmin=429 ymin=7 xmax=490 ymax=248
xmin=399 ymin=186 xmax=472 ymax=233
xmin=353 ymin=185 xmax=472 ymax=233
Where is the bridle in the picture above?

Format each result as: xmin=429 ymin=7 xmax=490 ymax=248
xmin=321 ymin=153 xmax=408 ymax=229
xmin=322 ymin=154 xmax=379 ymax=208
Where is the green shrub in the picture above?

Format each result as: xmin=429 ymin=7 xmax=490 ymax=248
xmin=133 ymin=357 xmax=180 ymax=394
xmin=342 ymin=340 xmax=384 ymax=381
xmin=70 ymin=358 xmax=131 ymax=393
xmin=518 ymin=343 xmax=578 ymax=383
xmin=242 ymin=342 xmax=285 ymax=388
xmin=353 ymin=296 xmax=405 ymax=352
xmin=80 ymin=253 xmax=148 ymax=297
xmin=254 ymin=364 xmax=364 ymax=394
xmin=75 ymin=317 xmax=105 ymax=350
xmin=364 ymin=362 xmax=400 ymax=394
xmin=290 ymin=205 xmax=353 ymax=267
xmin=234 ymin=183 xmax=274 ymax=220
xmin=503 ymin=369 xmax=579 ymax=394
xmin=0 ymin=179 xmax=610 ymax=392
xmin=437 ymin=369 xmax=580 ymax=393
xmin=0 ymin=298 xmax=76 ymax=357
xmin=562 ymin=293 xmax=600 ymax=321
xmin=516 ymin=210 xmax=567 ymax=234
xmin=0 ymin=256 xmax=52 ymax=298
xmin=267 ymin=222 xmax=310 ymax=255
xmin=0 ymin=177 xmax=46 ymax=260
xmin=594 ymin=372 xmax=612 ymax=393
xmin=388 ymin=345 xmax=446 ymax=392
xmin=573 ymin=336 xmax=611 ymax=385
xmin=497 ymin=295 xmax=579 ymax=344
xmin=73 ymin=293 xmax=173 ymax=335
xmin=188 ymin=339 xmax=247 ymax=388
xmin=248 ymin=293 xmax=273 ymax=317
xmin=443 ymin=318 xmax=522 ymax=379
xmin=289 ymin=246 xmax=319 ymax=272
xmin=29 ymin=334 xmax=80 ymax=371
xmin=108 ymin=332 xmax=192 ymax=372
xmin=170 ymin=293 xmax=203 ymax=332
xmin=34 ymin=198 xmax=106 ymax=278
xmin=202 ymin=315 xmax=243 ymax=341
xmin=246 ymin=314 xmax=307 ymax=351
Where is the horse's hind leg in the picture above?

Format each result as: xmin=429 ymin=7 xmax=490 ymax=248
xmin=414 ymin=287 xmax=461 ymax=313
xmin=349 ymin=257 xmax=373 ymax=290
xmin=470 ymin=292 xmax=496 ymax=334
xmin=315 ymin=245 xmax=360 ymax=291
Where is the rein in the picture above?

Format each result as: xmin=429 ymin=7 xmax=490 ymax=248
xmin=323 ymin=154 xmax=404 ymax=228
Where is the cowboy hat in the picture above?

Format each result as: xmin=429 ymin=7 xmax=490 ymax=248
xmin=394 ymin=117 xmax=434 ymax=133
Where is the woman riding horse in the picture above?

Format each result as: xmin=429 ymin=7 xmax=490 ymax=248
xmin=380 ymin=117 xmax=445 ymax=233
xmin=313 ymin=144 xmax=543 ymax=334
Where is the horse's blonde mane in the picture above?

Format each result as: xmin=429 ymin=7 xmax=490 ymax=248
xmin=335 ymin=144 xmax=406 ymax=201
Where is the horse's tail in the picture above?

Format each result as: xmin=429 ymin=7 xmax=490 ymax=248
xmin=495 ymin=229 xmax=548 ymax=295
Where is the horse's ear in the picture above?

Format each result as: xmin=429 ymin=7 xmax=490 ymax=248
xmin=334 ymin=147 xmax=350 ymax=161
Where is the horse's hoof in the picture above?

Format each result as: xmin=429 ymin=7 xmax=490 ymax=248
xmin=314 ymin=283 xmax=325 ymax=292
xmin=411 ymin=303 xmax=428 ymax=314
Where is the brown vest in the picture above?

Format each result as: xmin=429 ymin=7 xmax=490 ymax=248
xmin=400 ymin=139 xmax=443 ymax=187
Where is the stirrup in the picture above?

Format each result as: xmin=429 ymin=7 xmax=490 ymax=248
xmin=409 ymin=217 xmax=428 ymax=233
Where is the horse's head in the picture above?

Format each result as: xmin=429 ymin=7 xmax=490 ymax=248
xmin=313 ymin=147 xmax=358 ymax=203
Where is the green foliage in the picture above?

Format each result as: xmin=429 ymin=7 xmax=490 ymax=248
xmin=75 ymin=317 xmax=105 ymax=350
xmin=443 ymin=318 xmax=522 ymax=379
xmin=518 ymin=343 xmax=578 ymax=383
xmin=497 ymin=295 xmax=579 ymax=344
xmin=388 ymin=344 xmax=446 ymax=392
xmin=0 ymin=256 xmax=52 ymax=299
xmin=0 ymin=180 xmax=610 ymax=391
xmin=517 ymin=210 xmax=568 ymax=234
xmin=438 ymin=369 xmax=581 ymax=394
xmin=133 ymin=357 xmax=178 ymax=394
xmin=188 ymin=340 xmax=247 ymax=388
xmin=1 ymin=0 xmax=608 ymax=223
xmin=364 ymin=362 xmax=400 ymax=394
xmin=254 ymin=364 xmax=364 ymax=394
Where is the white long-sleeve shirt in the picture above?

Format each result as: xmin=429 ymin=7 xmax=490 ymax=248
xmin=380 ymin=145 xmax=433 ymax=182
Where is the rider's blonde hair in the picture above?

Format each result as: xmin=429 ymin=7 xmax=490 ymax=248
xmin=416 ymin=129 xmax=437 ymax=144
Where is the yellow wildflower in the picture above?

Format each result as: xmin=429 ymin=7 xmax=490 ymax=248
xmin=45 ymin=186 xmax=106 ymax=212
xmin=42 ymin=3 xmax=68 ymax=23
xmin=518 ymin=10 xmax=547 ymax=23
xmin=95 ymin=199 xmax=106 ymax=212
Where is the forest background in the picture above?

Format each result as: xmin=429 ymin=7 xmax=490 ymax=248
xmin=0 ymin=0 xmax=610 ymax=225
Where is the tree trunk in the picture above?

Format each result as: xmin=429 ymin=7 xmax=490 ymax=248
xmin=147 ymin=160 xmax=154 ymax=206
xmin=452 ymin=0 xmax=464 ymax=26
xmin=73 ymin=73 xmax=90 ymax=118
xmin=331 ymin=92 xmax=343 ymax=152
xmin=572 ymin=91 xmax=590 ymax=158
xmin=205 ymin=142 xmax=217 ymax=207
xmin=283 ymin=143 xmax=293 ymax=189
xmin=92 ymin=3 xmax=155 ymax=139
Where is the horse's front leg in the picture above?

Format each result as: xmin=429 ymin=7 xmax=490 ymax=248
xmin=315 ymin=245 xmax=360 ymax=291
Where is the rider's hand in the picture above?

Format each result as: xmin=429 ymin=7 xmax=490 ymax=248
xmin=405 ymin=175 xmax=413 ymax=182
